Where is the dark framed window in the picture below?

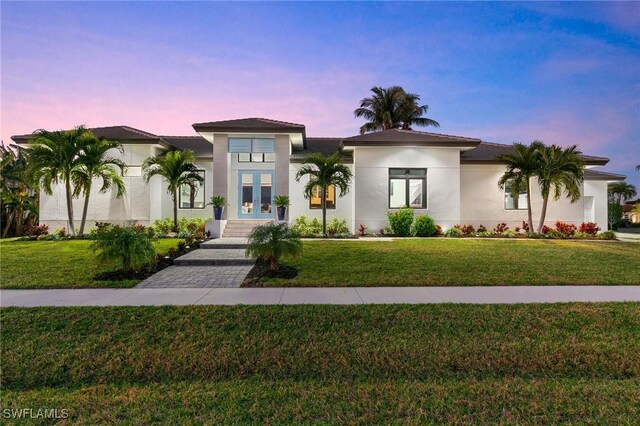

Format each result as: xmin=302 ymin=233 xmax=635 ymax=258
xmin=389 ymin=168 xmax=427 ymax=209
xmin=237 ymin=153 xmax=275 ymax=163
xmin=309 ymin=184 xmax=336 ymax=209
xmin=179 ymin=170 xmax=205 ymax=209
xmin=504 ymin=180 xmax=528 ymax=210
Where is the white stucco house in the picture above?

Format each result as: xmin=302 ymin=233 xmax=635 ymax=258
xmin=12 ymin=117 xmax=625 ymax=236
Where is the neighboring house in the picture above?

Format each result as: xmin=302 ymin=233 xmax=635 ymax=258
xmin=12 ymin=118 xmax=626 ymax=236
xmin=622 ymin=204 xmax=640 ymax=224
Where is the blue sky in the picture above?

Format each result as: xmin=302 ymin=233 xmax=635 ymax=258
xmin=2 ymin=1 xmax=639 ymax=187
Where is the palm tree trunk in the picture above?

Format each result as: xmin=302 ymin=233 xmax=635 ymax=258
xmin=526 ymin=179 xmax=534 ymax=233
xmin=78 ymin=184 xmax=92 ymax=236
xmin=538 ymin=196 xmax=549 ymax=233
xmin=2 ymin=212 xmax=14 ymax=237
xmin=172 ymin=190 xmax=178 ymax=231
xmin=15 ymin=206 xmax=24 ymax=236
xmin=321 ymin=186 xmax=327 ymax=236
xmin=64 ymin=177 xmax=76 ymax=236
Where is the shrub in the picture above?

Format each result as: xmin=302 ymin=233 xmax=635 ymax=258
xmin=56 ymin=227 xmax=67 ymax=238
xmin=411 ymin=215 xmax=437 ymax=237
xmin=608 ymin=203 xmax=623 ymax=230
xmin=153 ymin=218 xmax=175 ymax=234
xmin=90 ymin=222 xmax=157 ymax=272
xmin=573 ymin=232 xmax=590 ymax=239
xmin=521 ymin=221 xmax=530 ymax=232
xmin=444 ymin=227 xmax=463 ymax=238
xmin=554 ymin=221 xmax=577 ymax=237
xmin=477 ymin=224 xmax=487 ymax=233
xmin=502 ymin=229 xmax=518 ymax=238
xmin=434 ymin=225 xmax=443 ymax=236
xmin=494 ymin=223 xmax=509 ymax=233
xmin=477 ymin=231 xmax=497 ymax=238
xmin=246 ymin=222 xmax=303 ymax=270
xmin=326 ymin=218 xmax=349 ymax=237
xmin=460 ymin=224 xmax=475 ymax=236
xmin=291 ymin=215 xmax=323 ymax=237
xmin=357 ymin=224 xmax=367 ymax=237
xmin=24 ymin=224 xmax=49 ymax=236
xmin=541 ymin=225 xmax=552 ymax=235
xmin=545 ymin=230 xmax=565 ymax=239
xmin=579 ymin=222 xmax=600 ymax=235
xmin=597 ymin=231 xmax=616 ymax=240
xmin=387 ymin=208 xmax=414 ymax=237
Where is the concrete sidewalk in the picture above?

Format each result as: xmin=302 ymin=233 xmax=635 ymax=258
xmin=1 ymin=286 xmax=638 ymax=307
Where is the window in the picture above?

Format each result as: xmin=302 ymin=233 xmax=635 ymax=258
xmin=237 ymin=153 xmax=275 ymax=163
xmin=179 ymin=171 xmax=205 ymax=209
xmin=309 ymin=182 xmax=336 ymax=209
xmin=389 ymin=168 xmax=427 ymax=209
xmin=504 ymin=180 xmax=528 ymax=210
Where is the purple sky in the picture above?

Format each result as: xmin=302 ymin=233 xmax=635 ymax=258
xmin=2 ymin=1 xmax=639 ymax=187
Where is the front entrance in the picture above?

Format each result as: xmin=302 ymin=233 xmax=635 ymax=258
xmin=238 ymin=170 xmax=275 ymax=219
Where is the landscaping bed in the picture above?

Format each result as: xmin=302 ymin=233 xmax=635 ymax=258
xmin=258 ymin=239 xmax=640 ymax=287
xmin=2 ymin=303 xmax=638 ymax=423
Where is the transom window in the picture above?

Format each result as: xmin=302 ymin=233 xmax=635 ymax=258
xmin=238 ymin=153 xmax=276 ymax=163
xmin=179 ymin=171 xmax=205 ymax=209
xmin=504 ymin=180 xmax=528 ymax=210
xmin=389 ymin=168 xmax=427 ymax=209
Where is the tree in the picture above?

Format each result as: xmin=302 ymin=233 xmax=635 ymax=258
xmin=497 ymin=141 xmax=544 ymax=233
xmin=0 ymin=144 xmax=38 ymax=237
xmin=73 ymin=137 xmax=127 ymax=236
xmin=354 ymin=86 xmax=440 ymax=134
xmin=608 ymin=182 xmax=638 ymax=205
xmin=26 ymin=126 xmax=93 ymax=236
xmin=91 ymin=222 xmax=157 ymax=272
xmin=535 ymin=144 xmax=585 ymax=233
xmin=142 ymin=150 xmax=203 ymax=229
xmin=245 ymin=222 xmax=303 ymax=271
xmin=295 ymin=152 xmax=353 ymax=236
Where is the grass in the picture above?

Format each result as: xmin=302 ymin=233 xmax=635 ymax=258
xmin=0 ymin=239 xmax=183 ymax=289
xmin=263 ymin=239 xmax=640 ymax=286
xmin=1 ymin=303 xmax=638 ymax=423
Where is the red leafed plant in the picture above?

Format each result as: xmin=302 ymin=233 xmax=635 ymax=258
xmin=434 ymin=225 xmax=443 ymax=236
xmin=461 ymin=224 xmax=475 ymax=235
xmin=521 ymin=221 xmax=529 ymax=232
xmin=494 ymin=223 xmax=509 ymax=233
xmin=579 ymin=222 xmax=600 ymax=235
xmin=541 ymin=225 xmax=552 ymax=234
xmin=554 ymin=221 xmax=577 ymax=237
xmin=357 ymin=224 xmax=367 ymax=236
xmin=477 ymin=224 xmax=487 ymax=233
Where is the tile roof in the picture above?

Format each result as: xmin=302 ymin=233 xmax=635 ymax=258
xmin=11 ymin=125 xmax=161 ymax=143
xmin=342 ymin=129 xmax=482 ymax=146
xmin=460 ymin=141 xmax=609 ymax=166
xmin=584 ymin=169 xmax=626 ymax=181
xmin=290 ymin=137 xmax=352 ymax=163
xmin=160 ymin=136 xmax=212 ymax=157
xmin=192 ymin=117 xmax=306 ymax=132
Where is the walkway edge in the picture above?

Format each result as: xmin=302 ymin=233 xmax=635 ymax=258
xmin=1 ymin=286 xmax=639 ymax=307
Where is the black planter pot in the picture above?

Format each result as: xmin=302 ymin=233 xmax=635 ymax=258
xmin=277 ymin=206 xmax=287 ymax=221
xmin=214 ymin=206 xmax=224 ymax=220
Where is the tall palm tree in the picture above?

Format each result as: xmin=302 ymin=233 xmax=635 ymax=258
xmin=497 ymin=141 xmax=544 ymax=232
xmin=354 ymin=86 xmax=439 ymax=134
xmin=295 ymin=152 xmax=353 ymax=236
xmin=142 ymin=149 xmax=203 ymax=230
xmin=73 ymin=137 xmax=127 ymax=236
xmin=26 ymin=126 xmax=93 ymax=236
xmin=535 ymin=144 xmax=585 ymax=233
xmin=608 ymin=182 xmax=637 ymax=205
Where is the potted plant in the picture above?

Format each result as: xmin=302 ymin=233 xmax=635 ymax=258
xmin=208 ymin=196 xmax=228 ymax=220
xmin=274 ymin=195 xmax=290 ymax=221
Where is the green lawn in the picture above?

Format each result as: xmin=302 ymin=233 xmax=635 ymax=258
xmin=262 ymin=239 xmax=640 ymax=286
xmin=0 ymin=239 xmax=183 ymax=289
xmin=2 ymin=304 xmax=638 ymax=423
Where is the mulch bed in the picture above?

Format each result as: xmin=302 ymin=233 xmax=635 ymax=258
xmin=241 ymin=258 xmax=298 ymax=287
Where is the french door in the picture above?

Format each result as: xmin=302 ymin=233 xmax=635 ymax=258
xmin=238 ymin=171 xmax=275 ymax=219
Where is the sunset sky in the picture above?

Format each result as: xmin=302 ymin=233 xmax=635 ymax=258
xmin=2 ymin=1 xmax=639 ymax=187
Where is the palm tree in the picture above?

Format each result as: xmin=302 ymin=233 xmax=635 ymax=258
xmin=142 ymin=150 xmax=203 ymax=230
xmin=608 ymin=182 xmax=637 ymax=205
xmin=26 ymin=126 xmax=93 ymax=236
xmin=354 ymin=86 xmax=439 ymax=134
xmin=1 ymin=144 xmax=38 ymax=237
xmin=295 ymin=152 xmax=353 ymax=236
xmin=497 ymin=141 xmax=544 ymax=232
xmin=535 ymin=144 xmax=585 ymax=233
xmin=246 ymin=222 xmax=303 ymax=271
xmin=73 ymin=137 xmax=127 ymax=236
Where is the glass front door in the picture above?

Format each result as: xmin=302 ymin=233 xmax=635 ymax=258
xmin=238 ymin=171 xmax=275 ymax=219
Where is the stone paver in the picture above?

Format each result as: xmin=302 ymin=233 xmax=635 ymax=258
xmin=173 ymin=249 xmax=253 ymax=265
xmin=136 ymin=265 xmax=253 ymax=288
xmin=2 ymin=286 xmax=638 ymax=307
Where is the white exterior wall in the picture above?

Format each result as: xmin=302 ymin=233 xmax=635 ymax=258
xmin=460 ymin=164 xmax=591 ymax=229
xmin=353 ymin=147 xmax=462 ymax=231
xmin=288 ymin=163 xmax=355 ymax=231
xmin=583 ymin=180 xmax=608 ymax=229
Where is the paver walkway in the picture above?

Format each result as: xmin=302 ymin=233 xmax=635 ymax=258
xmin=136 ymin=238 xmax=252 ymax=288
xmin=2 ymin=286 xmax=638 ymax=307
